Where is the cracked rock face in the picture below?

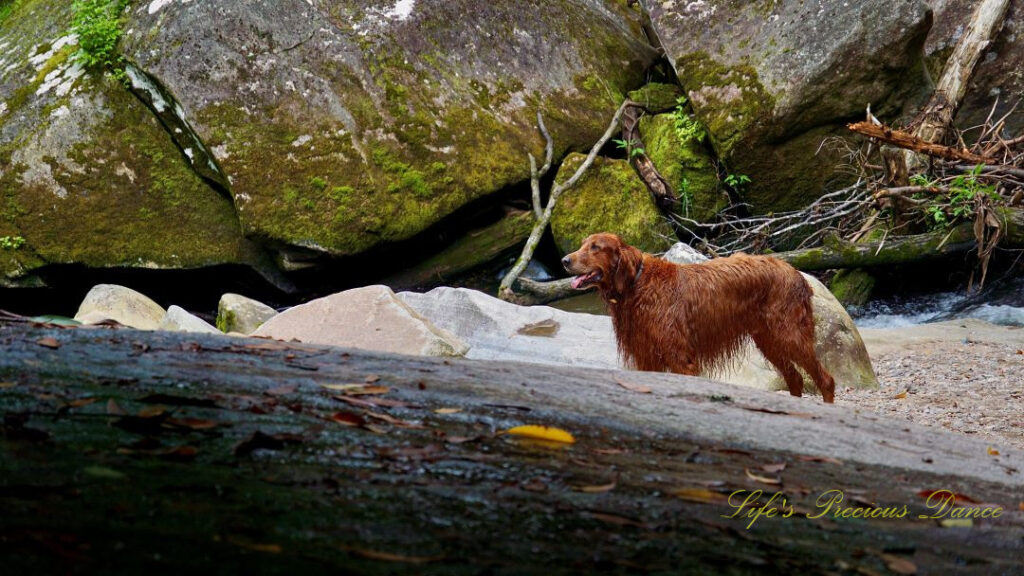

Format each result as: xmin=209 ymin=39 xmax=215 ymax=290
xmin=120 ymin=0 xmax=655 ymax=258
xmin=647 ymin=0 xmax=934 ymax=212
xmin=0 ymin=1 xmax=271 ymax=287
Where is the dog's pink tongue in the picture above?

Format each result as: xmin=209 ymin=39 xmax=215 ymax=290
xmin=570 ymin=275 xmax=585 ymax=289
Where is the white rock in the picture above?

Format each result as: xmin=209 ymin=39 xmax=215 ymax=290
xmin=158 ymin=305 xmax=221 ymax=334
xmin=254 ymin=285 xmax=468 ymax=357
xmin=399 ymin=287 xmax=617 ymax=368
xmin=217 ymin=293 xmax=278 ymax=334
xmin=74 ymin=284 xmax=165 ymax=330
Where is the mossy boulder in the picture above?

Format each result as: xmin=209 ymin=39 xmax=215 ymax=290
xmin=829 ymin=268 xmax=876 ymax=307
xmin=640 ymin=114 xmax=726 ymax=222
xmin=119 ymin=0 xmax=656 ymax=258
xmin=0 ymin=0 xmax=274 ymax=287
xmin=550 ymin=154 xmax=676 ymax=256
xmin=647 ymin=0 xmax=933 ymax=212
xmin=627 ymin=82 xmax=684 ymax=113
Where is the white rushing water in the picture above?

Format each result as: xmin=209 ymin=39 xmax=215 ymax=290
xmin=850 ymin=276 xmax=1024 ymax=328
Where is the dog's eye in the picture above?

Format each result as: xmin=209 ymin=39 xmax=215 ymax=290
xmin=591 ymin=244 xmax=600 ymax=251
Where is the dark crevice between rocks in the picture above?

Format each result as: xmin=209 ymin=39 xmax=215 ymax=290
xmin=0 ymin=263 xmax=292 ymax=319
xmin=262 ymin=178 xmax=541 ymax=299
xmin=122 ymin=61 xmax=232 ymax=197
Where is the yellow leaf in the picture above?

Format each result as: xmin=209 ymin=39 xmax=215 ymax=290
xmin=987 ymin=446 xmax=1000 ymax=456
xmin=434 ymin=408 xmax=461 ymax=414
xmin=894 ymin=391 xmax=908 ymax=399
xmin=672 ymin=488 xmax=728 ymax=504
xmin=939 ymin=518 xmax=973 ymax=528
xmin=503 ymin=425 xmax=576 ymax=444
xmin=574 ymin=481 xmax=616 ymax=493
xmin=745 ymin=468 xmax=782 ymax=485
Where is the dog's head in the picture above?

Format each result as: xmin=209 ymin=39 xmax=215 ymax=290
xmin=561 ymin=233 xmax=643 ymax=296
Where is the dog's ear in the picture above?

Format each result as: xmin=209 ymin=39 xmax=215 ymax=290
xmin=611 ymin=243 xmax=642 ymax=296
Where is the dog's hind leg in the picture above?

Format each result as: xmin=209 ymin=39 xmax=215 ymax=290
xmin=792 ymin=347 xmax=835 ymax=403
xmin=751 ymin=334 xmax=805 ymax=398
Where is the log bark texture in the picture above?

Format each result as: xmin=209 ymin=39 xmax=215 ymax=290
xmin=0 ymin=322 xmax=1022 ymax=574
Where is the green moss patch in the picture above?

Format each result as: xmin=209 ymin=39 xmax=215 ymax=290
xmin=550 ymin=154 xmax=676 ymax=256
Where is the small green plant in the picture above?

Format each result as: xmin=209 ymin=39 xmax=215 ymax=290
xmin=71 ymin=0 xmax=130 ymax=75
xmin=671 ymin=96 xmax=705 ymax=145
xmin=924 ymin=164 xmax=999 ymax=230
xmin=723 ymin=173 xmax=751 ymax=189
xmin=677 ymin=177 xmax=692 ymax=216
xmin=613 ymin=138 xmax=645 ymax=159
xmin=309 ymin=176 xmax=327 ymax=191
xmin=0 ymin=235 xmax=26 ymax=250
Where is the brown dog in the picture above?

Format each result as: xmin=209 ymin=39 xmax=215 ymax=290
xmin=562 ymin=233 xmax=835 ymax=402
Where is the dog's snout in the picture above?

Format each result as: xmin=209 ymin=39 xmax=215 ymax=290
xmin=561 ymin=255 xmax=572 ymax=270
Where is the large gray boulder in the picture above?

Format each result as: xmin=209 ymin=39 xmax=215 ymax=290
xmin=119 ymin=0 xmax=656 ymax=260
xmin=74 ymin=284 xmax=166 ymax=330
xmin=399 ymin=287 xmax=618 ymax=368
xmin=0 ymin=2 xmax=274 ymax=288
xmin=254 ymin=285 xmax=468 ymax=357
xmin=661 ymin=243 xmax=878 ymax=393
xmin=646 ymin=0 xmax=932 ymax=211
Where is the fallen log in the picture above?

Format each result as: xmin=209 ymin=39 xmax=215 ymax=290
xmin=848 ymin=121 xmax=995 ymax=165
xmin=0 ymin=322 xmax=1022 ymax=574
xmin=772 ymin=208 xmax=1024 ymax=271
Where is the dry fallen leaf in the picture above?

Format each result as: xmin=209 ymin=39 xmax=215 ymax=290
xmin=672 ymin=488 xmax=729 ymax=504
xmin=106 ymin=398 xmax=125 ymax=415
xmin=433 ymin=408 xmax=461 ymax=414
xmin=344 ymin=547 xmax=443 ymax=564
xmin=364 ymin=374 xmax=381 ymax=383
xmin=615 ymin=379 xmax=652 ymax=394
xmin=265 ymin=384 xmax=298 ymax=396
xmin=227 ymin=536 xmax=282 ymax=554
xmin=880 ymin=553 xmax=917 ymax=575
xmin=166 ymin=417 xmax=220 ymax=430
xmin=587 ymin=512 xmax=648 ymax=528
xmin=917 ymin=489 xmax=980 ymax=504
xmin=329 ymin=411 xmax=366 ymax=427
xmin=745 ymin=468 xmax=782 ymax=485
xmin=574 ymin=481 xmax=616 ymax=493
xmin=1018 ymin=501 xmax=1024 ymax=511
xmin=761 ymin=462 xmax=787 ymax=474
xmin=36 ymin=337 xmax=60 ymax=349
xmin=893 ymin=391 xmax=908 ymax=399
xmin=987 ymin=446 xmax=1000 ymax=456
xmin=137 ymin=405 xmax=168 ymax=418
xmin=503 ymin=425 xmax=576 ymax=444
xmin=343 ymin=386 xmax=391 ymax=396
xmin=797 ymin=455 xmax=843 ymax=465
